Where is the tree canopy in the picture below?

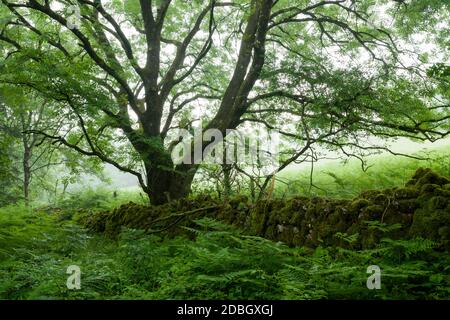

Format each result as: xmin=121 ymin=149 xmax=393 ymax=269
xmin=0 ymin=0 xmax=449 ymax=204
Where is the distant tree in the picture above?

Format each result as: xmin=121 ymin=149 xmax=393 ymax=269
xmin=0 ymin=89 xmax=64 ymax=204
xmin=0 ymin=87 xmax=105 ymax=205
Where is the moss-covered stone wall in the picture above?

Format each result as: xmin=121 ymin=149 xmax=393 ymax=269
xmin=75 ymin=168 xmax=450 ymax=250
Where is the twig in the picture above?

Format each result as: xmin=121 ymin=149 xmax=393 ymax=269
xmin=145 ymin=205 xmax=221 ymax=234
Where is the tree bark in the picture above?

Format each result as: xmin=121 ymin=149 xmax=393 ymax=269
xmin=22 ymin=135 xmax=31 ymax=206
xmin=223 ymin=164 xmax=232 ymax=199
xmin=145 ymin=163 xmax=198 ymax=205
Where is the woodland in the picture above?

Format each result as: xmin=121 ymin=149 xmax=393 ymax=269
xmin=0 ymin=0 xmax=449 ymax=300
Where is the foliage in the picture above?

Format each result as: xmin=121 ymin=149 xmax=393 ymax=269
xmin=73 ymin=167 xmax=450 ymax=253
xmin=0 ymin=0 xmax=449 ymax=204
xmin=0 ymin=134 xmax=21 ymax=206
xmin=57 ymin=186 xmax=147 ymax=212
xmin=0 ymin=0 xmax=448 ymax=301
xmin=0 ymin=208 xmax=448 ymax=300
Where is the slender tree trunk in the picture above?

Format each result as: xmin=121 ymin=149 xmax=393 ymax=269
xmin=249 ymin=178 xmax=256 ymax=203
xmin=20 ymin=111 xmax=34 ymax=206
xmin=22 ymin=142 xmax=31 ymax=206
xmin=222 ymin=164 xmax=232 ymax=199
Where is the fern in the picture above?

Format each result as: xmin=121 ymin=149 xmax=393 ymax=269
xmin=0 ymin=208 xmax=448 ymax=300
xmin=335 ymin=232 xmax=359 ymax=244
xmin=365 ymin=220 xmax=403 ymax=233
xmin=381 ymin=237 xmax=436 ymax=261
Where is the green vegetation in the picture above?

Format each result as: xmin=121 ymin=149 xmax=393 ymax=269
xmin=73 ymin=167 xmax=450 ymax=250
xmin=1 ymin=0 xmax=449 ymax=205
xmin=1 ymin=156 xmax=449 ymax=300
xmin=0 ymin=208 xmax=448 ymax=300
xmin=0 ymin=0 xmax=449 ymax=301
xmin=277 ymin=147 xmax=450 ymax=198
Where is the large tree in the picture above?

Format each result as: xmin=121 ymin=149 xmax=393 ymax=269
xmin=0 ymin=0 xmax=449 ymax=204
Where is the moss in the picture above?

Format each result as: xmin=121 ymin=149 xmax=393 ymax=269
xmin=279 ymin=206 xmax=293 ymax=224
xmin=407 ymin=167 xmax=450 ymax=187
xmin=394 ymin=187 xmax=420 ymax=199
xmin=394 ymin=199 xmax=420 ymax=213
xmin=278 ymin=225 xmax=295 ymax=245
xmin=264 ymin=225 xmax=276 ymax=240
xmin=249 ymin=201 xmax=269 ymax=235
xmin=229 ymin=195 xmax=249 ymax=209
xmin=373 ymin=193 xmax=389 ymax=204
xmin=385 ymin=212 xmax=413 ymax=226
xmin=289 ymin=211 xmax=304 ymax=225
xmin=420 ymin=183 xmax=441 ymax=194
xmin=360 ymin=205 xmax=384 ymax=220
xmin=410 ymin=206 xmax=450 ymax=248
xmin=76 ymin=168 xmax=450 ymax=250
xmin=429 ymin=196 xmax=449 ymax=210
xmin=360 ymin=189 xmax=382 ymax=201
xmin=349 ymin=199 xmax=370 ymax=214
xmin=360 ymin=230 xmax=381 ymax=249
xmin=417 ymin=171 xmax=449 ymax=187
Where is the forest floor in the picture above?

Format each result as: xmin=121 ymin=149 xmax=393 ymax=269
xmin=0 ymin=150 xmax=449 ymax=300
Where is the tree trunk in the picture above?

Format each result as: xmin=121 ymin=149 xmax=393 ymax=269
xmin=22 ymin=143 xmax=31 ymax=206
xmin=131 ymin=0 xmax=272 ymax=206
xmin=144 ymin=156 xmax=198 ymax=205
xmin=222 ymin=164 xmax=232 ymax=199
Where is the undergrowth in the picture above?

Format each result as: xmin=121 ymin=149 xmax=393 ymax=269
xmin=0 ymin=206 xmax=448 ymax=300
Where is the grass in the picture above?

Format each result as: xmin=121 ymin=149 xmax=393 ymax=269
xmin=276 ymin=146 xmax=450 ymax=198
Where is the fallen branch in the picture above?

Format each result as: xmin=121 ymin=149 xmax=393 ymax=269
xmin=145 ymin=205 xmax=221 ymax=234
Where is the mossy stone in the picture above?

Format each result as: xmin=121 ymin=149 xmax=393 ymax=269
xmin=76 ymin=168 xmax=449 ymax=250
xmin=360 ymin=205 xmax=384 ymax=220
xmin=349 ymin=199 xmax=370 ymax=213
xmin=394 ymin=187 xmax=420 ymax=199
